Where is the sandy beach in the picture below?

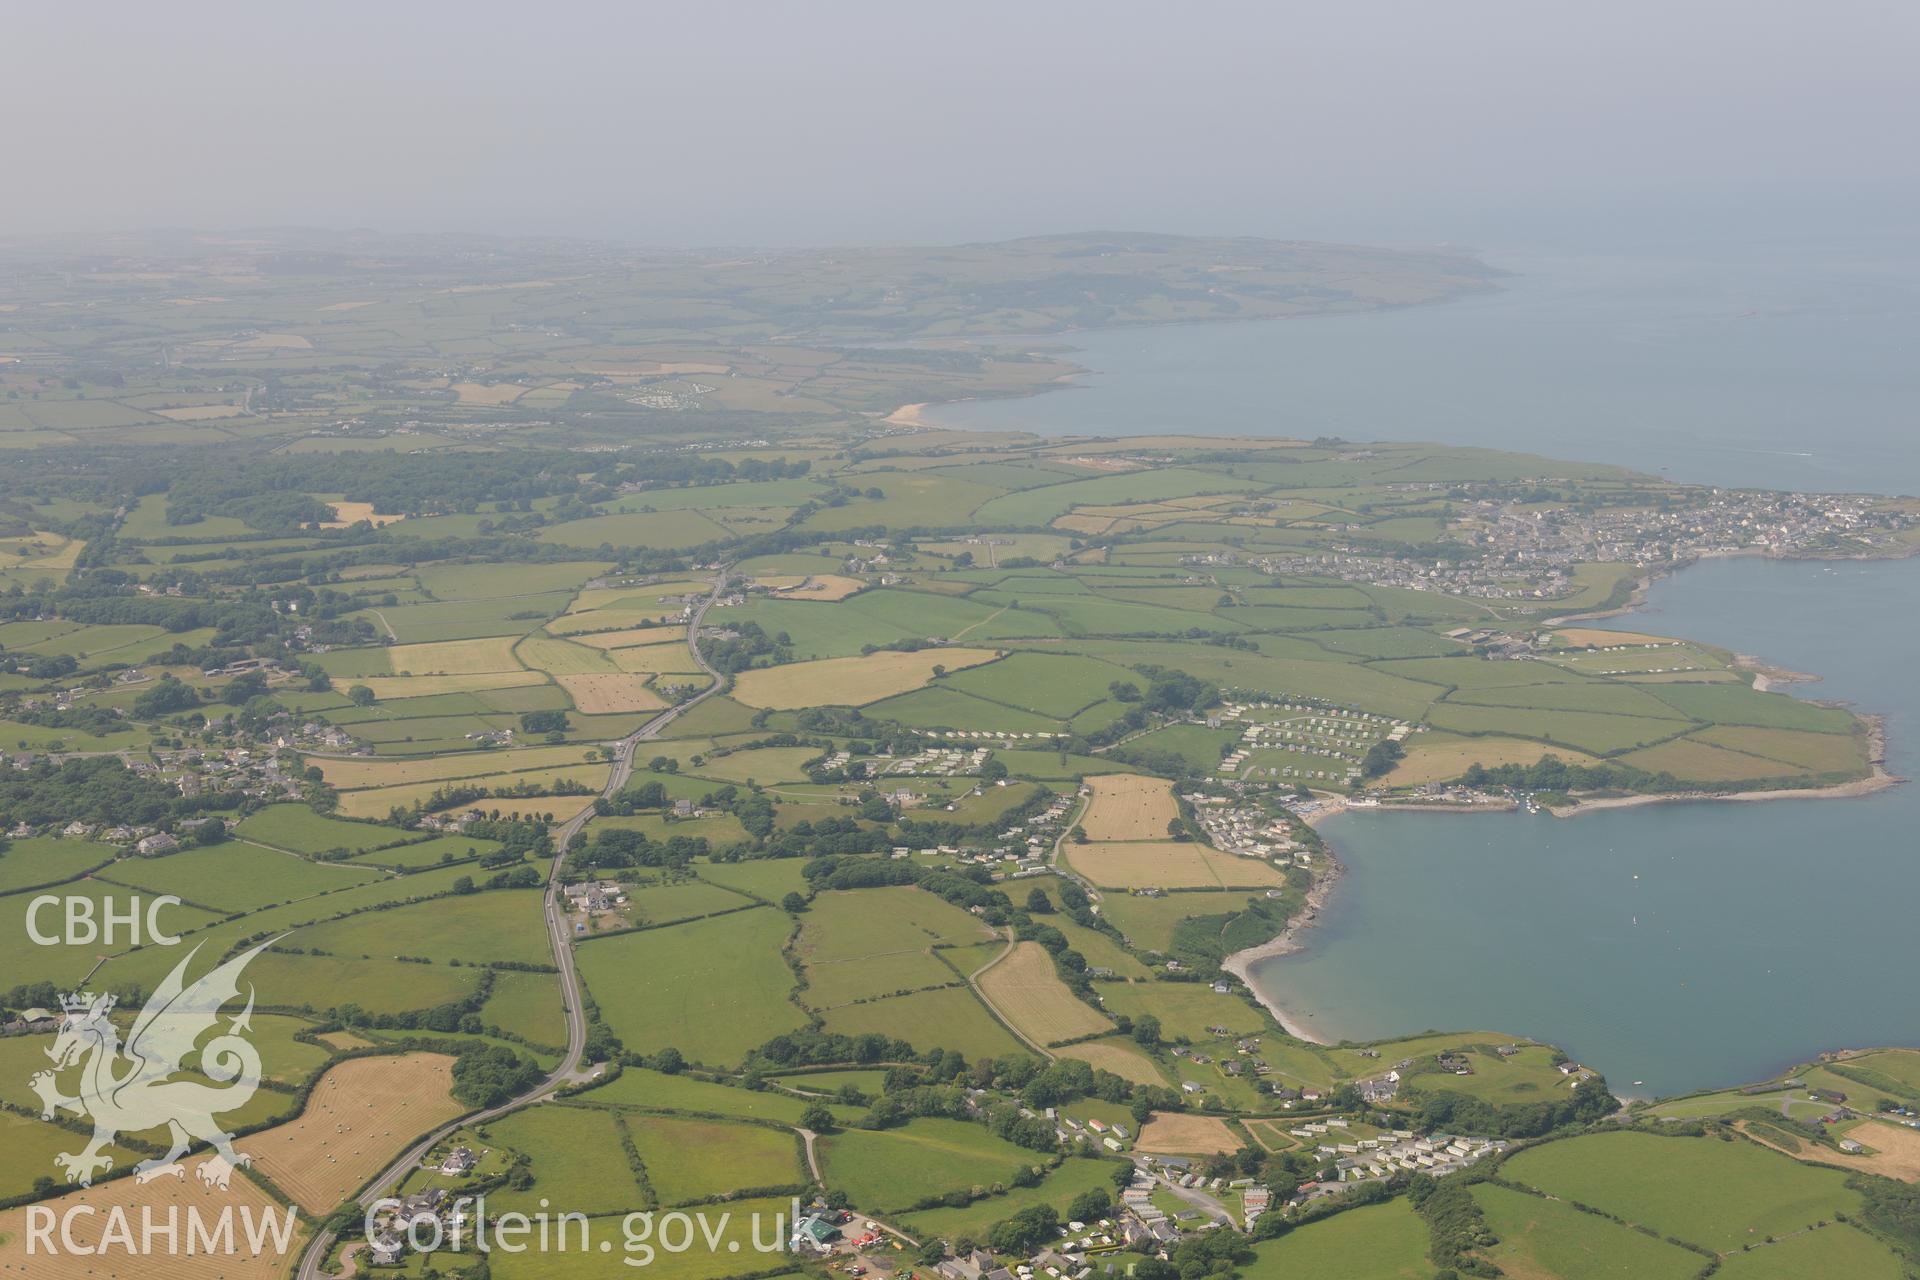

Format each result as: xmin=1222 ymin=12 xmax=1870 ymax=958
xmin=1221 ymin=862 xmax=1341 ymax=1046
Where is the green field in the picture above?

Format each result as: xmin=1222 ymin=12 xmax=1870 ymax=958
xmin=578 ymin=907 xmax=806 ymax=1067
xmin=1242 ymin=1199 xmax=1432 ymax=1280
xmin=817 ymin=1118 xmax=1043 ymax=1214
xmin=237 ymin=805 xmax=409 ymax=854
xmin=483 ymin=1103 xmax=647 ymax=1214
xmin=898 ymin=1156 xmax=1118 ymax=1241
xmin=587 ymin=1067 xmax=859 ymax=1127
xmin=0 ymin=836 xmax=117 ymax=893
xmin=1499 ymin=1131 xmax=1860 ymax=1252
xmin=294 ymin=887 xmax=550 ymax=965
xmin=1714 ymin=1222 xmax=1910 ymax=1279
xmin=95 ymin=840 xmax=384 ymax=912
xmin=821 ymin=985 xmax=1027 ymax=1060
xmin=1473 ymin=1182 xmax=1705 ymax=1280
xmin=624 ymin=1114 xmax=804 ymax=1204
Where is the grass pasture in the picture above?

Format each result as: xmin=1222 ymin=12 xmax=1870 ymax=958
xmin=623 ymin=1115 xmax=803 ymax=1204
xmin=292 ymin=888 xmax=549 ymax=966
xmin=820 ymin=985 xmax=1026 ymax=1060
xmin=94 ymin=839 xmax=382 ymax=912
xmin=577 ymin=907 xmax=805 ymax=1067
xmin=480 ymin=1103 xmax=645 ymax=1215
xmin=1093 ymin=981 xmax=1266 ymax=1042
xmin=0 ymin=836 xmax=117 ymax=893
xmin=1499 ymin=1131 xmax=1859 ymax=1252
xmin=1242 ymin=1199 xmax=1432 ymax=1280
xmin=1472 ymin=1182 xmax=1704 ymax=1280
xmin=817 ymin=1118 xmax=1041 ymax=1214
xmin=898 ymin=1157 xmax=1118 ymax=1242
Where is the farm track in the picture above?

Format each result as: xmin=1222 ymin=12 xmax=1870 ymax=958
xmin=294 ymin=572 xmax=729 ymax=1280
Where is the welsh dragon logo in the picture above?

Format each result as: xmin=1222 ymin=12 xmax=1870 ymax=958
xmin=30 ymin=939 xmax=275 ymax=1190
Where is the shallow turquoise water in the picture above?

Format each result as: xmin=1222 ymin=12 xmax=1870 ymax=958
xmin=1252 ymin=554 xmax=1920 ymax=1096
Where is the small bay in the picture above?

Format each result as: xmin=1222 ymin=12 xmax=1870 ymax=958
xmin=1254 ymin=553 xmax=1920 ymax=1096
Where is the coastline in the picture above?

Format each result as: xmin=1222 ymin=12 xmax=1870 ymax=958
xmin=1545 ymin=711 xmax=1899 ymax=817
xmin=1220 ymin=857 xmax=1340 ymax=1047
xmin=1225 ymin=571 xmax=1906 ymax=1050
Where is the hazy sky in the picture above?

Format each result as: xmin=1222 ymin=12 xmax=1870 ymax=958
xmin=6 ymin=0 xmax=1916 ymax=249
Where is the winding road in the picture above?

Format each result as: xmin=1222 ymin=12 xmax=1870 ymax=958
xmin=295 ymin=572 xmax=731 ymax=1280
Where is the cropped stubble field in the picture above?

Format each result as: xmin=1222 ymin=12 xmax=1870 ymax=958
xmin=1079 ymin=773 xmax=1181 ymax=841
xmin=730 ymin=648 xmax=1000 ymax=709
xmin=976 ymin=940 xmax=1114 ymax=1044
xmin=248 ymin=1052 xmax=463 ymax=1212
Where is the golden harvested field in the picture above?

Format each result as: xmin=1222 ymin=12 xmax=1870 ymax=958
xmin=1068 ymin=840 xmax=1286 ymax=890
xmin=548 ymin=608 xmax=682 ymax=635
xmin=556 ymin=673 xmax=669 ymax=713
xmin=318 ymin=744 xmax=606 ymax=790
xmin=1080 ymin=774 xmax=1181 ymax=842
xmin=451 ymin=381 xmax=527 ymax=405
xmin=386 ymin=635 xmax=525 ymax=674
xmin=354 ymin=670 xmax=547 ymax=700
xmin=1386 ymin=737 xmax=1604 ymax=786
xmin=1740 ymin=1120 xmax=1920 ymax=1183
xmin=571 ymin=624 xmax=687 ymax=650
xmin=247 ymin=1053 xmax=462 ymax=1212
xmin=764 ymin=574 xmax=868 ymax=601
xmin=732 ymin=647 xmax=1000 ymax=709
xmin=334 ymin=762 xmax=611 ymax=817
xmin=977 ymin=941 xmax=1115 ymax=1045
xmin=1058 ymin=1039 xmax=1168 ymax=1086
xmin=1134 ymin=1111 xmax=1241 ymax=1155
xmin=0 ymin=1153 xmax=296 ymax=1280
xmin=611 ymin=643 xmax=706 ymax=674
xmin=320 ymin=500 xmax=406 ymax=528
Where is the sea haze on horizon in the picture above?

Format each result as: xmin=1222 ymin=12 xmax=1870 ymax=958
xmin=923 ymin=235 xmax=1920 ymax=496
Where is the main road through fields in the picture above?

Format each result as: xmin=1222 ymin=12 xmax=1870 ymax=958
xmin=296 ymin=572 xmax=730 ymax=1280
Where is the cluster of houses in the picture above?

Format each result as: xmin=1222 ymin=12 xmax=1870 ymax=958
xmin=563 ymin=880 xmax=628 ymax=929
xmin=364 ymin=1146 xmax=482 ymax=1265
xmin=1181 ymin=795 xmax=1309 ymax=867
xmin=13 ymin=815 xmax=228 ymax=855
xmin=1225 ymin=487 xmax=1913 ymax=608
